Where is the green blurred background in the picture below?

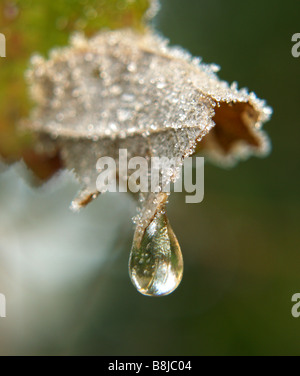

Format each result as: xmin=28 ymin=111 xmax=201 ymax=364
xmin=0 ymin=0 xmax=299 ymax=355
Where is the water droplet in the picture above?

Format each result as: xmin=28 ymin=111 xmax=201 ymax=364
xmin=129 ymin=211 xmax=183 ymax=297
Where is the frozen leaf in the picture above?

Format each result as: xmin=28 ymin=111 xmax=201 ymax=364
xmin=197 ymin=96 xmax=272 ymax=166
xmin=0 ymin=0 xmax=157 ymax=176
xmin=22 ymin=8 xmax=272 ymax=296
xmin=25 ymin=29 xmax=271 ymax=229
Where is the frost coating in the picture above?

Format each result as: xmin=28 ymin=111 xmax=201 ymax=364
xmin=27 ymin=30 xmax=217 ymax=142
xmin=145 ymin=0 xmax=161 ymax=21
xmin=25 ymin=28 xmax=272 ymax=231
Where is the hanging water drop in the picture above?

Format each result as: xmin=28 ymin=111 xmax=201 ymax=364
xmin=129 ymin=210 xmax=183 ymax=297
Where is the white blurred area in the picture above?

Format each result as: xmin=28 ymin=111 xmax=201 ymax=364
xmin=0 ymin=164 xmax=135 ymax=355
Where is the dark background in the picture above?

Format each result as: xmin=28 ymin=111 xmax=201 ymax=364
xmin=0 ymin=0 xmax=299 ymax=355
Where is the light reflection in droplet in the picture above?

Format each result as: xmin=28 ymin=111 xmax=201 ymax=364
xmin=129 ymin=210 xmax=183 ymax=297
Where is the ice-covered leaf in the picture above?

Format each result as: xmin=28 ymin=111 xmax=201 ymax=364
xmin=4 ymin=1 xmax=273 ymax=296
xmin=25 ymin=29 xmax=271 ymax=233
xmin=0 ymin=0 xmax=157 ymax=178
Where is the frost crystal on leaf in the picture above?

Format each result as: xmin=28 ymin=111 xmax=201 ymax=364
xmin=145 ymin=0 xmax=161 ymax=21
xmin=25 ymin=28 xmax=272 ymax=233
